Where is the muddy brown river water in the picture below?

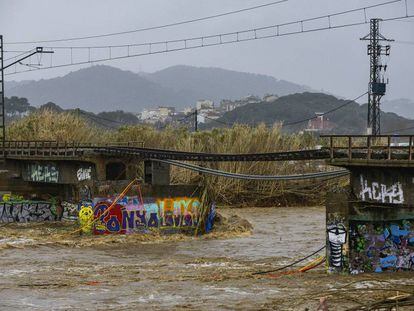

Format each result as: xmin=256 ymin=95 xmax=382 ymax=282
xmin=0 ymin=207 xmax=413 ymax=310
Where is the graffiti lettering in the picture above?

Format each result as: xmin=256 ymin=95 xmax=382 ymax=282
xmin=28 ymin=163 xmax=59 ymax=183
xmin=359 ymin=175 xmax=404 ymax=204
xmin=77 ymin=167 xmax=92 ymax=181
xmin=0 ymin=202 xmax=56 ymax=222
xmin=92 ymin=196 xmax=203 ymax=235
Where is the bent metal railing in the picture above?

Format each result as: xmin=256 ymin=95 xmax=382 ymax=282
xmin=321 ymin=135 xmax=414 ymax=161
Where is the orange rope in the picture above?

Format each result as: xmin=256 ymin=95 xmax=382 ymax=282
xmin=265 ymin=256 xmax=325 ymax=278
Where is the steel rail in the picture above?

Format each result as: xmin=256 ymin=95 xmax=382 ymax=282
xmin=151 ymin=159 xmax=349 ymax=180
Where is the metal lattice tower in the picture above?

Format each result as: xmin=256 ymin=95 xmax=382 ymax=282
xmin=0 ymin=36 xmax=5 ymax=149
xmin=0 ymin=36 xmax=53 ymax=153
xmin=360 ymin=19 xmax=393 ymax=136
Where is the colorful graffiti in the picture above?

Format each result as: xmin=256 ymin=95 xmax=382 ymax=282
xmin=359 ymin=175 xmax=404 ymax=204
xmin=93 ymin=196 xmax=202 ymax=235
xmin=349 ymin=220 xmax=414 ymax=273
xmin=0 ymin=201 xmax=57 ymax=222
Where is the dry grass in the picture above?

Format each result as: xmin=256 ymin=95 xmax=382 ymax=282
xmin=7 ymin=110 xmax=346 ymax=206
xmin=7 ymin=109 xmax=102 ymax=143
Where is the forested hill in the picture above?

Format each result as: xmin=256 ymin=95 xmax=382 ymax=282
xmin=7 ymin=65 xmax=311 ymax=112
xmin=214 ymin=93 xmax=414 ymax=134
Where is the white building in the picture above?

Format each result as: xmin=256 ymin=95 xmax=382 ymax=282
xmin=196 ymin=100 xmax=214 ymax=110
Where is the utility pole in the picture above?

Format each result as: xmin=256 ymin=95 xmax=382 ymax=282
xmin=0 ymin=36 xmax=53 ymax=151
xmin=360 ymin=19 xmax=393 ymax=136
xmin=194 ymin=109 xmax=198 ymax=132
xmin=0 ymin=36 xmax=5 ymax=151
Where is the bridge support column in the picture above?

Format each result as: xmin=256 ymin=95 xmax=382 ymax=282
xmin=326 ymin=165 xmax=414 ymax=274
xmin=144 ymin=160 xmax=170 ymax=185
xmin=93 ymin=158 xmax=107 ymax=181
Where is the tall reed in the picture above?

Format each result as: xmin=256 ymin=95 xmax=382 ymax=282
xmin=8 ymin=111 xmax=345 ymax=206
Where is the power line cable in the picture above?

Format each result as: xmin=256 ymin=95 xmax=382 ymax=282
xmin=252 ymin=245 xmax=326 ymax=275
xmin=78 ymin=111 xmax=121 ymax=129
xmin=5 ymin=0 xmax=288 ymax=45
xmin=207 ymin=91 xmax=367 ymax=128
xmin=394 ymin=40 xmax=414 ymax=45
xmin=5 ymin=1 xmax=408 ymax=76
xmin=282 ymin=91 xmax=368 ymax=126
xmin=383 ymin=125 xmax=414 ymax=134
xmin=158 ymin=111 xmax=196 ymax=130
xmin=40 ymin=0 xmax=402 ymax=50
xmin=4 ymin=49 xmax=35 ymax=62
xmin=80 ymin=110 xmax=130 ymax=125
xmin=204 ymin=115 xmax=233 ymax=126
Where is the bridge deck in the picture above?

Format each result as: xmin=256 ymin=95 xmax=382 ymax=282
xmin=0 ymin=141 xmax=330 ymax=162
xmin=1 ymin=135 xmax=413 ymax=164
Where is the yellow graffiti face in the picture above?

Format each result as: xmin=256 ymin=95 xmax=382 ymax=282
xmin=2 ymin=194 xmax=11 ymax=202
xmin=79 ymin=206 xmax=94 ymax=234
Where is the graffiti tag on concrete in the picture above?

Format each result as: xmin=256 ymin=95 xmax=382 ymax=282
xmin=359 ymin=175 xmax=404 ymax=204
xmin=77 ymin=167 xmax=92 ymax=181
xmin=27 ymin=163 xmax=59 ymax=183
xmin=0 ymin=202 xmax=56 ymax=222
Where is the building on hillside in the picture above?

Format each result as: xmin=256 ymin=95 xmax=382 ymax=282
xmin=196 ymin=100 xmax=214 ymax=110
xmin=198 ymin=109 xmax=222 ymax=124
xmin=182 ymin=107 xmax=193 ymax=115
xmin=263 ymin=94 xmax=278 ymax=103
xmin=158 ymin=106 xmax=176 ymax=119
xmin=140 ymin=106 xmax=176 ymax=124
xmin=242 ymin=95 xmax=261 ymax=104
xmin=219 ymin=95 xmax=261 ymax=112
xmin=305 ymin=112 xmax=335 ymax=132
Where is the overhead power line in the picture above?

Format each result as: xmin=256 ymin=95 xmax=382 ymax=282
xmin=80 ymin=110 xmax=127 ymax=125
xmin=383 ymin=125 xmax=414 ymax=134
xmin=5 ymin=0 xmax=409 ymax=76
xmin=5 ymin=0 xmax=288 ymax=45
xmin=203 ymin=91 xmax=368 ymax=128
xmin=395 ymin=40 xmax=414 ymax=45
xmin=41 ymin=0 xmax=403 ymax=50
xmin=282 ymin=91 xmax=368 ymax=126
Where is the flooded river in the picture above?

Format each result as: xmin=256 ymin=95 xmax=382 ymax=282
xmin=0 ymin=207 xmax=413 ymax=310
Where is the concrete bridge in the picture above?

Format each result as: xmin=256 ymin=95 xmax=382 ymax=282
xmin=0 ymin=135 xmax=413 ymax=201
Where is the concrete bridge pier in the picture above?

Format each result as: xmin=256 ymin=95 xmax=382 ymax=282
xmin=325 ymin=135 xmax=414 ymax=274
xmin=144 ymin=160 xmax=171 ymax=185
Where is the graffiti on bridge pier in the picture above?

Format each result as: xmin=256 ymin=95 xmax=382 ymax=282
xmin=77 ymin=167 xmax=92 ymax=181
xmin=359 ymin=175 xmax=404 ymax=204
xmin=27 ymin=163 xmax=59 ymax=183
xmin=349 ymin=220 xmax=414 ymax=273
xmin=0 ymin=201 xmax=57 ymax=222
xmin=327 ymin=218 xmax=347 ymax=270
xmin=93 ymin=196 xmax=202 ymax=234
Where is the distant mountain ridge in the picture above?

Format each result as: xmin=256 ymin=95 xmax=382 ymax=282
xmin=6 ymin=65 xmax=312 ymax=113
xmin=382 ymin=98 xmax=414 ymax=119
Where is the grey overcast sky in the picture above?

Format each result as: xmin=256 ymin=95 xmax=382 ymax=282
xmin=1 ymin=0 xmax=413 ymax=101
